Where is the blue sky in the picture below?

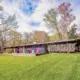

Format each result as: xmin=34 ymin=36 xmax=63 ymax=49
xmin=7 ymin=0 xmax=40 ymax=16
xmin=20 ymin=0 xmax=40 ymax=16
xmin=1 ymin=0 xmax=80 ymax=34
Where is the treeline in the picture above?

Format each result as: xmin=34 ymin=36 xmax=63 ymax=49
xmin=5 ymin=31 xmax=49 ymax=47
xmin=44 ymin=2 xmax=79 ymax=40
xmin=0 ymin=1 xmax=18 ymax=50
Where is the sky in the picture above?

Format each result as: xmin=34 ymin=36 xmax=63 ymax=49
xmin=0 ymin=0 xmax=80 ymax=35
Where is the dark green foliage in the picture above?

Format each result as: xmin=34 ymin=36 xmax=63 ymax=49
xmin=68 ymin=24 xmax=78 ymax=39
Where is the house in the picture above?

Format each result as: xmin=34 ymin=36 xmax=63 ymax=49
xmin=34 ymin=31 xmax=49 ymax=43
xmin=4 ymin=39 xmax=80 ymax=55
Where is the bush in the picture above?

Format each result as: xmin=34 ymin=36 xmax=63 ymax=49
xmin=4 ymin=49 xmax=13 ymax=53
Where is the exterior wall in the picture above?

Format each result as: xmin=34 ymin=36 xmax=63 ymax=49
xmin=7 ymin=45 xmax=46 ymax=54
xmin=47 ymin=43 xmax=76 ymax=53
xmin=5 ymin=39 xmax=80 ymax=54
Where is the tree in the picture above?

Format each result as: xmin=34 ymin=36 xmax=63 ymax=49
xmin=44 ymin=9 xmax=61 ymax=39
xmin=49 ymin=33 xmax=59 ymax=41
xmin=3 ymin=14 xmax=18 ymax=29
xmin=0 ymin=3 xmax=18 ymax=50
xmin=44 ymin=2 xmax=75 ymax=40
xmin=0 ymin=2 xmax=5 ymax=50
xmin=57 ymin=2 xmax=75 ymax=39
xmin=22 ymin=32 xmax=34 ymax=44
xmin=68 ymin=24 xmax=78 ymax=39
xmin=6 ymin=30 xmax=22 ymax=47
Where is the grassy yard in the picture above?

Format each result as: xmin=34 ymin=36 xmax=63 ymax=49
xmin=0 ymin=53 xmax=80 ymax=80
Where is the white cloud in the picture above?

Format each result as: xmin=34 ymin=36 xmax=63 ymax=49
xmin=1 ymin=0 xmax=80 ymax=35
xmin=30 ymin=0 xmax=56 ymax=21
xmin=28 ymin=0 xmax=56 ymax=34
xmin=73 ymin=9 xmax=80 ymax=25
xmin=1 ymin=0 xmax=32 ymax=32
xmin=0 ymin=0 xmax=56 ymax=34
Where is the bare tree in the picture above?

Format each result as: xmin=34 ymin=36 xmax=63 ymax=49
xmin=44 ymin=2 xmax=75 ymax=40
xmin=22 ymin=32 xmax=34 ymax=44
xmin=6 ymin=30 xmax=22 ymax=47
xmin=0 ymin=3 xmax=18 ymax=50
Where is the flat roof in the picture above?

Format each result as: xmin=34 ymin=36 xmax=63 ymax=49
xmin=5 ymin=38 xmax=80 ymax=49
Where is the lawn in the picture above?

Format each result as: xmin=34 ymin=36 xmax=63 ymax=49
xmin=0 ymin=53 xmax=80 ymax=80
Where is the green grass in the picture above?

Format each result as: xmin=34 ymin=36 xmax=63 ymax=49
xmin=0 ymin=53 xmax=80 ymax=80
